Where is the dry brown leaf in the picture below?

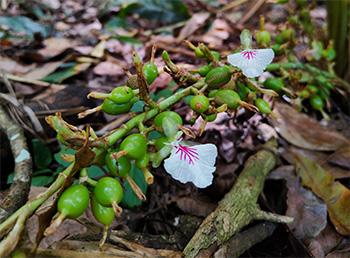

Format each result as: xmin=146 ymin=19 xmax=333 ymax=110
xmin=23 ymin=61 xmax=64 ymax=80
xmin=284 ymin=147 xmax=350 ymax=179
xmin=294 ymin=154 xmax=350 ymax=235
xmin=38 ymin=38 xmax=78 ymax=59
xmin=202 ymin=19 xmax=231 ymax=47
xmin=93 ymin=61 xmax=124 ymax=76
xmin=270 ymin=102 xmax=349 ymax=151
xmin=327 ymin=145 xmax=350 ymax=170
xmin=177 ymin=12 xmax=210 ymax=41
xmin=176 ymin=196 xmax=216 ymax=217
xmin=0 ymin=56 xmax=35 ymax=74
xmin=269 ymin=166 xmax=327 ymax=239
xmin=308 ymin=225 xmax=343 ymax=258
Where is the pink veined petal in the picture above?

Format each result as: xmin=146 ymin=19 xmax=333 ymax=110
xmin=227 ymin=48 xmax=274 ymax=78
xmin=163 ymin=143 xmax=217 ymax=188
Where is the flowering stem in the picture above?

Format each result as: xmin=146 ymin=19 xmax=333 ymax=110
xmin=105 ymin=79 xmax=205 ymax=146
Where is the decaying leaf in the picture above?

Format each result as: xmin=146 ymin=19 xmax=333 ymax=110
xmin=38 ymin=38 xmax=78 ymax=59
xmin=176 ymin=196 xmax=216 ymax=217
xmin=284 ymin=147 xmax=350 ymax=179
xmin=177 ymin=12 xmax=210 ymax=41
xmin=23 ymin=61 xmax=64 ymax=80
xmin=308 ymin=225 xmax=343 ymax=258
xmin=327 ymin=145 xmax=350 ymax=170
xmin=294 ymin=154 xmax=350 ymax=235
xmin=93 ymin=61 xmax=124 ymax=76
xmin=270 ymin=102 xmax=349 ymax=151
xmin=269 ymin=166 xmax=327 ymax=239
xmin=202 ymin=19 xmax=231 ymax=47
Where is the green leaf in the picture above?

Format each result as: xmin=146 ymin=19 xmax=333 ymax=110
xmin=33 ymin=169 xmax=52 ymax=176
xmin=31 ymin=176 xmax=54 ymax=186
xmin=87 ymin=165 xmax=105 ymax=179
xmin=131 ymin=100 xmax=145 ymax=112
xmin=54 ymin=147 xmax=76 ymax=167
xmin=0 ymin=16 xmax=50 ymax=38
xmin=32 ymin=139 xmax=52 ymax=169
xmin=105 ymin=17 xmax=130 ymax=30
xmin=151 ymin=88 xmax=173 ymax=101
xmin=134 ymin=0 xmax=189 ymax=24
xmin=121 ymin=164 xmax=147 ymax=208
xmin=43 ymin=63 xmax=90 ymax=83
xmin=116 ymin=35 xmax=142 ymax=45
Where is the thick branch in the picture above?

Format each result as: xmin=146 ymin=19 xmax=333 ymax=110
xmin=0 ymin=106 xmax=32 ymax=223
xmin=183 ymin=140 xmax=293 ymax=258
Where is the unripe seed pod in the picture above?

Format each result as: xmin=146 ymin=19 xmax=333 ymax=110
xmin=210 ymin=51 xmax=221 ymax=61
xmin=256 ymin=30 xmax=271 ymax=46
xmin=143 ymin=62 xmax=159 ymax=85
xmin=94 ymin=177 xmax=124 ymax=207
xmin=275 ymin=33 xmax=285 ymax=44
xmin=213 ymin=89 xmax=241 ymax=109
xmin=198 ymin=64 xmax=212 ymax=76
xmin=58 ymin=184 xmax=90 ymax=219
xmin=105 ymin=151 xmax=131 ymax=178
xmin=281 ymin=28 xmax=295 ymax=42
xmin=205 ymin=66 xmax=232 ymax=89
xmin=101 ymin=99 xmax=132 ymax=115
xmin=154 ymin=111 xmax=183 ymax=128
xmin=91 ymin=197 xmax=115 ymax=226
xmin=120 ymin=134 xmax=147 ymax=160
xmin=109 ymin=86 xmax=134 ymax=104
xmin=263 ymin=78 xmax=284 ymax=92
xmin=309 ymin=95 xmax=324 ymax=111
xmin=306 ymin=85 xmax=319 ymax=95
xmin=136 ymin=153 xmax=150 ymax=169
xmin=255 ymin=98 xmax=272 ymax=114
xmin=190 ymin=95 xmax=209 ymax=113
xmin=298 ymin=89 xmax=310 ymax=99
xmin=204 ymin=113 xmax=217 ymax=122
xmin=194 ymin=47 xmax=205 ymax=58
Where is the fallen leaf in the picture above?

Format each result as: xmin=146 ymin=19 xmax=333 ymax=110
xmin=93 ymin=61 xmax=124 ymax=76
xmin=308 ymin=225 xmax=343 ymax=258
xmin=38 ymin=38 xmax=78 ymax=59
xmin=0 ymin=56 xmax=35 ymax=74
xmin=286 ymin=177 xmax=327 ymax=239
xmin=284 ymin=147 xmax=350 ymax=179
xmin=270 ymin=166 xmax=327 ymax=239
xmin=270 ymin=102 xmax=349 ymax=151
xmin=327 ymin=145 xmax=350 ymax=170
xmin=294 ymin=154 xmax=350 ymax=235
xmin=23 ymin=61 xmax=64 ymax=80
xmin=202 ymin=19 xmax=231 ymax=47
xmin=176 ymin=196 xmax=216 ymax=217
xmin=177 ymin=12 xmax=210 ymax=41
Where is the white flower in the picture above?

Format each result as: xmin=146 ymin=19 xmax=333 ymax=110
xmin=227 ymin=49 xmax=274 ymax=78
xmin=164 ymin=139 xmax=218 ymax=188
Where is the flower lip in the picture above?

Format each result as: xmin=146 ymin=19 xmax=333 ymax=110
xmin=241 ymin=50 xmax=257 ymax=60
xmin=163 ymin=138 xmax=218 ymax=188
xmin=174 ymin=144 xmax=199 ymax=165
xmin=227 ymin=48 xmax=275 ymax=78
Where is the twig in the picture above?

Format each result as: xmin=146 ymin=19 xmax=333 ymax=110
xmin=183 ymin=140 xmax=293 ymax=258
xmin=0 ymin=106 xmax=32 ymax=223
xmin=213 ymin=222 xmax=276 ymax=258
xmin=239 ymin=0 xmax=266 ymax=26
